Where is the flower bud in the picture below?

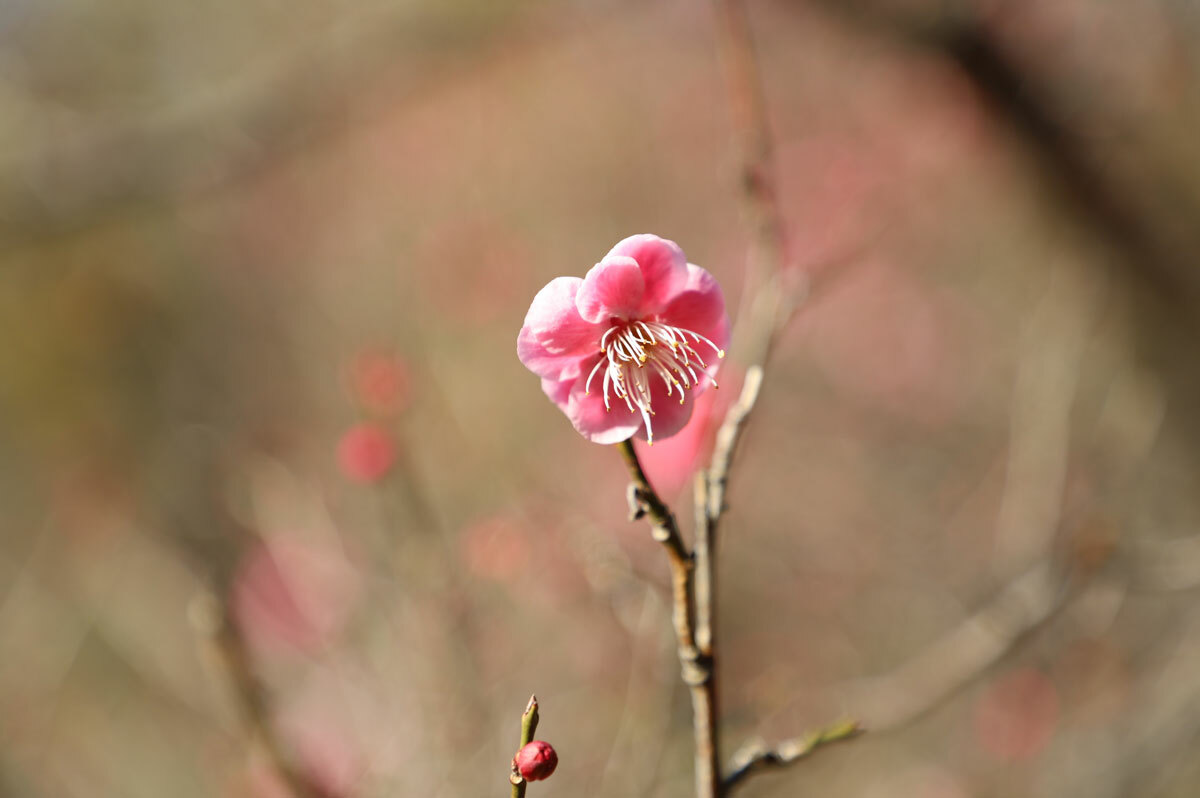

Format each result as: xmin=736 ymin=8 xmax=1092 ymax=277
xmin=513 ymin=740 xmax=558 ymax=782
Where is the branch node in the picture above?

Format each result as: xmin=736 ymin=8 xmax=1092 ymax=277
xmin=626 ymin=483 xmax=648 ymax=521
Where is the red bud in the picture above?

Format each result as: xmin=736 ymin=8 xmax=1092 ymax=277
xmin=514 ymin=740 xmax=558 ymax=782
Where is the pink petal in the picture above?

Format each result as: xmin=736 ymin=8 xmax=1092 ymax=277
xmin=632 ymin=369 xmax=701 ymax=443
xmin=539 ymin=354 xmax=587 ymax=409
xmin=540 ymin=374 xmax=575 ymax=407
xmin=606 ymin=234 xmax=688 ymax=312
xmin=565 ymin=374 xmax=642 ymax=444
xmin=660 ymin=263 xmax=731 ymax=352
xmin=575 ymin=256 xmax=645 ymax=323
xmin=518 ymin=277 xmax=604 ymax=379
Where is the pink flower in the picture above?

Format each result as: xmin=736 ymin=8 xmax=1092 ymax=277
xmin=517 ymin=234 xmax=729 ymax=444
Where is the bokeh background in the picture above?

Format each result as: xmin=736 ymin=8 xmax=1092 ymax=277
xmin=4 ymin=0 xmax=1200 ymax=796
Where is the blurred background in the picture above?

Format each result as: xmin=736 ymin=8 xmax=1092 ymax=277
xmin=3 ymin=0 xmax=1200 ymax=796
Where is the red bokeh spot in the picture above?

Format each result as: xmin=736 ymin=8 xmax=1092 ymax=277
xmin=337 ymin=422 xmax=396 ymax=483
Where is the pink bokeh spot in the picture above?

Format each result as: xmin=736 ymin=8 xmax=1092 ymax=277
xmin=337 ymin=422 xmax=397 ymax=483
xmin=346 ymin=349 xmax=410 ymax=415
xmin=973 ymin=667 xmax=1060 ymax=761
xmin=791 ymin=258 xmax=967 ymax=424
xmin=517 ymin=234 xmax=729 ymax=445
xmin=232 ymin=536 xmax=362 ymax=655
xmin=459 ymin=515 xmax=532 ymax=583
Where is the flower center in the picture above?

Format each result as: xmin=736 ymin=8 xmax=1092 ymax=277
xmin=584 ymin=319 xmax=724 ymax=444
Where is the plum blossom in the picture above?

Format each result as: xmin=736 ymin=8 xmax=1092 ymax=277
xmin=518 ymin=234 xmax=729 ymax=444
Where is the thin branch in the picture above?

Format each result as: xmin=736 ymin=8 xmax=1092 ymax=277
xmin=706 ymin=366 xmax=764 ymax=522
xmin=708 ymin=0 xmax=867 ymax=790
xmin=724 ymin=720 xmax=864 ymax=793
xmin=190 ymin=593 xmax=334 ymax=798
xmin=701 ymin=1 xmax=867 ymax=793
xmin=509 ymin=695 xmax=540 ymax=798
xmin=693 ymin=365 xmax=763 ymax=658
xmin=616 ymin=440 xmax=718 ymax=798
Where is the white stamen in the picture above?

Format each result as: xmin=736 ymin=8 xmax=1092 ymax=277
xmin=585 ymin=357 xmax=606 ymax=395
xmin=594 ymin=317 xmax=724 ymax=441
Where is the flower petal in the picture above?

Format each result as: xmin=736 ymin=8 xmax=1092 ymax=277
xmin=539 ymin=354 xmax=586 ymax=409
xmin=565 ymin=372 xmax=641 ymax=444
xmin=632 ymin=371 xmax=700 ymax=443
xmin=606 ymin=234 xmax=688 ymax=312
xmin=660 ymin=263 xmax=731 ymax=353
xmin=518 ymin=277 xmax=604 ymax=379
xmin=575 ymin=256 xmax=645 ymax=323
xmin=541 ymin=375 xmax=575 ymax=407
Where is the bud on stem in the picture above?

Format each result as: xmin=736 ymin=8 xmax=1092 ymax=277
xmin=514 ymin=740 xmax=558 ymax=782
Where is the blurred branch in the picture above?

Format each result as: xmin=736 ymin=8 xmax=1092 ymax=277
xmin=190 ymin=592 xmax=334 ymax=798
xmin=1048 ymin=604 xmax=1200 ymax=798
xmin=0 ymin=3 xmax=532 ymax=252
xmin=804 ymin=252 xmax=1094 ymax=730
xmin=509 ymin=695 xmax=540 ymax=798
xmin=995 ymin=258 xmax=1103 ymax=570
xmin=724 ymin=720 xmax=863 ymax=793
xmin=844 ymin=558 xmax=1070 ymax=731
xmin=831 ymin=320 xmax=1082 ymax=729
xmin=805 ymin=0 xmax=1200 ymax=316
xmin=596 ymin=589 xmax=675 ymax=796
xmin=1126 ymin=534 xmax=1200 ymax=593
xmin=711 ymin=0 xmax=801 ymax=365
